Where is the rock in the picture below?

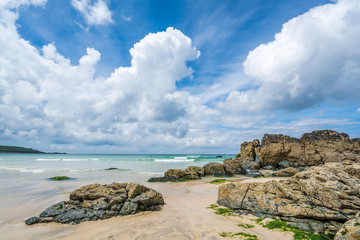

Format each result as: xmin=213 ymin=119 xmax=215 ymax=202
xmin=217 ymin=162 xmax=360 ymax=233
xmin=131 ymin=189 xmax=164 ymax=208
xmin=301 ymin=130 xmax=359 ymax=165
xmin=104 ymin=168 xmax=118 ymax=171
xmin=164 ymin=169 xmax=189 ymax=179
xmin=25 ymin=216 xmax=52 ymax=225
xmin=278 ymin=160 xmax=291 ymax=169
xmin=240 ymin=140 xmax=261 ymax=162
xmin=273 ymin=167 xmax=299 ymax=177
xmin=203 ymin=162 xmax=227 ymax=176
xmin=260 ymin=134 xmax=303 ymax=167
xmin=234 ymin=130 xmax=360 ymax=168
xmin=244 ymin=169 xmax=263 ymax=178
xmin=185 ymin=166 xmax=204 ymax=178
xmin=70 ymin=184 xmax=111 ymax=201
xmin=120 ymin=202 xmax=138 ymax=215
xmin=126 ymin=183 xmax=149 ymax=199
xmin=223 ymin=158 xmax=242 ymax=175
xmin=25 ymin=182 xmax=164 ymax=225
xmin=241 ymin=161 xmax=260 ymax=170
xmin=148 ymin=166 xmax=205 ymax=182
xmin=335 ymin=212 xmax=360 ymax=240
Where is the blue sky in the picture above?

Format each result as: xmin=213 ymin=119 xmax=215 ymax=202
xmin=0 ymin=0 xmax=359 ymax=153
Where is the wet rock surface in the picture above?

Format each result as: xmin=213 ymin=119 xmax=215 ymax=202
xmin=25 ymin=183 xmax=164 ymax=225
xmin=217 ymin=162 xmax=360 ymax=234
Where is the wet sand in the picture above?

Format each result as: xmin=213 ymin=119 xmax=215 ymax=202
xmin=0 ymin=174 xmax=292 ymax=240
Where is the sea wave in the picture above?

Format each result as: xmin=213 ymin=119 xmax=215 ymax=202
xmin=62 ymin=158 xmax=99 ymax=162
xmin=36 ymin=158 xmax=61 ymax=161
xmin=0 ymin=167 xmax=45 ymax=173
xmin=154 ymin=159 xmax=195 ymax=162
xmin=138 ymin=172 xmax=164 ymax=175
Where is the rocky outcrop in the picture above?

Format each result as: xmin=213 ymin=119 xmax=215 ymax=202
xmin=217 ymin=162 xmax=360 ymax=233
xmin=235 ymin=130 xmax=360 ymax=169
xmin=335 ymin=212 xmax=360 ymax=240
xmin=25 ymin=182 xmax=164 ymax=225
xmin=272 ymin=167 xmax=299 ymax=177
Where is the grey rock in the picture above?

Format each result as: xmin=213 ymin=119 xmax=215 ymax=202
xmin=120 ymin=202 xmax=138 ymax=215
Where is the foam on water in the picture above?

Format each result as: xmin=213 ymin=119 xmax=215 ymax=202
xmin=36 ymin=158 xmax=61 ymax=161
xmin=154 ymin=159 xmax=195 ymax=162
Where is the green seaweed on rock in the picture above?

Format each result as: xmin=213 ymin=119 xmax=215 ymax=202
xmin=49 ymin=176 xmax=70 ymax=181
xmin=253 ymin=218 xmax=335 ymax=240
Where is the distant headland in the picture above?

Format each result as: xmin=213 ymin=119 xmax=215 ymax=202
xmin=0 ymin=145 xmax=66 ymax=154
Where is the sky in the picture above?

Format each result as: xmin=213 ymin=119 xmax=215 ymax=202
xmin=0 ymin=0 xmax=359 ymax=154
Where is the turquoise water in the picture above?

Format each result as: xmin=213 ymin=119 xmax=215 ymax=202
xmin=0 ymin=154 xmax=234 ymax=176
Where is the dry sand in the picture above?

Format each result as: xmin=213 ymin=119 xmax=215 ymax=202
xmin=1 ymin=176 xmax=293 ymax=240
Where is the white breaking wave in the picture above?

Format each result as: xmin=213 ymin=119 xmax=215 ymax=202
xmin=36 ymin=158 xmax=61 ymax=161
xmin=138 ymin=172 xmax=164 ymax=175
xmin=0 ymin=167 xmax=45 ymax=173
xmin=154 ymin=159 xmax=195 ymax=162
xmin=62 ymin=158 xmax=99 ymax=162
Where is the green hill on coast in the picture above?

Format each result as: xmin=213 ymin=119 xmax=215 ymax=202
xmin=0 ymin=145 xmax=44 ymax=153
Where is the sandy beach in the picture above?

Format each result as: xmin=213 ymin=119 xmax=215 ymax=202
xmin=0 ymin=173 xmax=292 ymax=240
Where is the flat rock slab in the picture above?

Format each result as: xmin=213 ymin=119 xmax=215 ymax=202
xmin=218 ymin=161 xmax=360 ymax=234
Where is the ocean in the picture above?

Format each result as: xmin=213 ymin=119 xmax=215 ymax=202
xmin=0 ymin=153 xmax=233 ymax=177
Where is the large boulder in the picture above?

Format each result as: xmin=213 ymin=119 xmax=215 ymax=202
xmin=185 ymin=166 xmax=204 ymax=178
xmin=223 ymin=158 xmax=243 ymax=175
xmin=217 ymin=162 xmax=360 ymax=233
xmin=260 ymin=134 xmax=303 ymax=167
xmin=25 ymin=183 xmax=164 ymax=225
xmin=203 ymin=162 xmax=227 ymax=176
xmin=240 ymin=140 xmax=261 ymax=162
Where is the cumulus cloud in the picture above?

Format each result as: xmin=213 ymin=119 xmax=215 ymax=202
xmin=218 ymin=0 xmax=360 ymax=113
xmin=0 ymin=0 xmax=204 ymax=149
xmin=71 ymin=0 xmax=113 ymax=25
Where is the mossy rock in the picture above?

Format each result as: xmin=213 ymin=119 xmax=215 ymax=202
xmin=48 ymin=176 xmax=72 ymax=181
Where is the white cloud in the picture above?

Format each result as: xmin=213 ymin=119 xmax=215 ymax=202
xmin=357 ymin=108 xmax=360 ymax=113
xmin=71 ymin=0 xmax=113 ymax=25
xmin=218 ymin=0 xmax=360 ymax=113
xmin=0 ymin=1 xmax=205 ymax=149
xmin=1 ymin=1 xmax=359 ymax=153
xmin=121 ymin=14 xmax=132 ymax=22
xmin=0 ymin=0 xmax=46 ymax=8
